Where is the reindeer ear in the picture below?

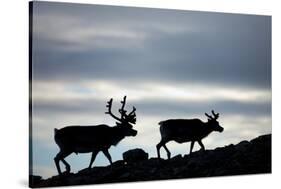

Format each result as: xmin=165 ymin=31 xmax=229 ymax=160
xmin=131 ymin=119 xmax=136 ymax=124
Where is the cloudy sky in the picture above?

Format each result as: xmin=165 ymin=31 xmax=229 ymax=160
xmin=30 ymin=1 xmax=271 ymax=178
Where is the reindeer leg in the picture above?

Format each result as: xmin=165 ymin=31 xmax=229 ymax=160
xmin=61 ymin=158 xmax=71 ymax=173
xmin=54 ymin=150 xmax=72 ymax=175
xmin=61 ymin=152 xmax=72 ymax=173
xmin=54 ymin=153 xmax=62 ymax=175
xmin=102 ymin=149 xmax=113 ymax=165
xmin=190 ymin=141 xmax=195 ymax=154
xmin=89 ymin=150 xmax=99 ymax=169
xmin=156 ymin=139 xmax=168 ymax=159
xmin=198 ymin=140 xmax=205 ymax=151
xmin=163 ymin=144 xmax=171 ymax=160
xmin=156 ymin=142 xmax=162 ymax=159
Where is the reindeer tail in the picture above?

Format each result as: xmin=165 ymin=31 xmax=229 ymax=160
xmin=54 ymin=128 xmax=61 ymax=145
xmin=54 ymin=128 xmax=59 ymax=138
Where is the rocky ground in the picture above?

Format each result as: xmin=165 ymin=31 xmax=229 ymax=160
xmin=30 ymin=134 xmax=271 ymax=188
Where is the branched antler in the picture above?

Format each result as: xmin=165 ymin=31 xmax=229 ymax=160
xmin=105 ymin=98 xmax=122 ymax=122
xmin=105 ymin=96 xmax=137 ymax=124
xmin=205 ymin=110 xmax=220 ymax=120
xmin=211 ymin=110 xmax=219 ymax=120
xmin=126 ymin=106 xmax=137 ymax=124
xmin=128 ymin=106 xmax=136 ymax=116
xmin=205 ymin=113 xmax=213 ymax=120
xmin=119 ymin=96 xmax=127 ymax=119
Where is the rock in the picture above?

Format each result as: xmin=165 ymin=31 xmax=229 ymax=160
xmin=112 ymin=160 xmax=125 ymax=167
xmin=118 ymin=172 xmax=131 ymax=179
xmin=149 ymin=167 xmax=158 ymax=174
xmin=235 ymin=140 xmax=251 ymax=152
xmin=171 ymin=154 xmax=182 ymax=161
xmin=123 ymin=148 xmax=149 ymax=163
xmin=251 ymin=134 xmax=271 ymax=144
xmin=29 ymin=175 xmax=42 ymax=186
xmin=77 ymin=168 xmax=93 ymax=175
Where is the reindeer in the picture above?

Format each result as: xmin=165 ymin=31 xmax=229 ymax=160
xmin=156 ymin=110 xmax=223 ymax=159
xmin=54 ymin=96 xmax=137 ymax=175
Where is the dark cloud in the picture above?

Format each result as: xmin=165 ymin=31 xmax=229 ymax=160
xmin=33 ymin=97 xmax=271 ymax=119
xmin=33 ymin=98 xmax=105 ymax=116
xmin=32 ymin=2 xmax=271 ymax=89
xmin=135 ymin=99 xmax=271 ymax=118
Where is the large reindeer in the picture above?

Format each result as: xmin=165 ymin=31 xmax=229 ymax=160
xmin=54 ymin=96 xmax=137 ymax=175
xmin=156 ymin=110 xmax=223 ymax=159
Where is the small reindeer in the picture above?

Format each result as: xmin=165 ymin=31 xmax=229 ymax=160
xmin=54 ymin=96 xmax=137 ymax=175
xmin=156 ymin=110 xmax=223 ymax=159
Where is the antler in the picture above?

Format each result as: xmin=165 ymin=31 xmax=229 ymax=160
xmin=205 ymin=110 xmax=220 ymax=120
xmin=126 ymin=106 xmax=137 ymax=124
xmin=119 ymin=96 xmax=127 ymax=119
xmin=211 ymin=110 xmax=219 ymax=120
xmin=105 ymin=96 xmax=137 ymax=124
xmin=128 ymin=106 xmax=136 ymax=117
xmin=205 ymin=113 xmax=213 ymax=120
xmin=105 ymin=98 xmax=122 ymax=122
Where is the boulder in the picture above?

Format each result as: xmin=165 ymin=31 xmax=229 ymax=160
xmin=123 ymin=148 xmax=149 ymax=163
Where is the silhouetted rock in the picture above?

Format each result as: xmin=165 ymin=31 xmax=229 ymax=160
xmin=123 ymin=148 xmax=149 ymax=163
xmin=30 ymin=134 xmax=271 ymax=188
xmin=170 ymin=154 xmax=182 ymax=161
xmin=112 ymin=160 xmax=125 ymax=167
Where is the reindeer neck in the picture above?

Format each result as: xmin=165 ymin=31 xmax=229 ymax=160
xmin=110 ymin=125 xmax=126 ymax=146
xmin=201 ymin=122 xmax=214 ymax=137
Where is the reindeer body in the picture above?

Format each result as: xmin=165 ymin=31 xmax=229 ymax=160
xmin=157 ymin=111 xmax=223 ymax=159
xmin=159 ymin=119 xmax=213 ymax=143
xmin=55 ymin=125 xmax=136 ymax=153
xmin=54 ymin=96 xmax=137 ymax=175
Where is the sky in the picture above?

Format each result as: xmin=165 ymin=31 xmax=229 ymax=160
xmin=30 ymin=1 xmax=271 ymax=178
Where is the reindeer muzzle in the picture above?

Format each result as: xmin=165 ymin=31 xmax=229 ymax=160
xmin=219 ymin=127 xmax=224 ymax=133
xmin=131 ymin=129 xmax=137 ymax=136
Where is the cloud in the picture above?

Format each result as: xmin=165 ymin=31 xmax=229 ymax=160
xmin=32 ymin=2 xmax=271 ymax=89
xmin=31 ymin=165 xmax=56 ymax=179
xmin=31 ymin=79 xmax=271 ymax=151
xmin=30 ymin=78 xmax=271 ymax=147
xmin=32 ymin=80 xmax=271 ymax=103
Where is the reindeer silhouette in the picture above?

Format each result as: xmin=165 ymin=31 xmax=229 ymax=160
xmin=54 ymin=96 xmax=137 ymax=175
xmin=156 ymin=110 xmax=223 ymax=159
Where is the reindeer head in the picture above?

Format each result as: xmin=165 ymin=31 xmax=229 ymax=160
xmin=105 ymin=96 xmax=137 ymax=136
xmin=205 ymin=110 xmax=224 ymax=133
